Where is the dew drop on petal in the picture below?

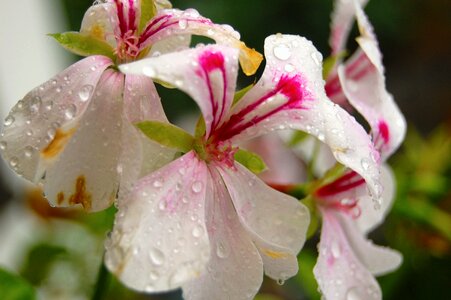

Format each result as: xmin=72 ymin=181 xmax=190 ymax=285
xmin=0 ymin=141 xmax=6 ymax=150
xmin=149 ymin=248 xmax=165 ymax=266
xmin=178 ymin=19 xmax=188 ymax=29
xmin=216 ymin=241 xmax=229 ymax=259
xmin=191 ymin=181 xmax=203 ymax=193
xmin=277 ymin=279 xmax=285 ymax=285
xmin=153 ymin=179 xmax=163 ymax=188
xmin=273 ymin=44 xmax=291 ymax=61
xmin=331 ymin=241 xmax=341 ymax=258
xmin=192 ymin=225 xmax=203 ymax=238
xmin=24 ymin=146 xmax=34 ymax=158
xmin=29 ymin=96 xmax=42 ymax=113
xmin=310 ymin=51 xmax=322 ymax=66
xmin=65 ymin=104 xmax=77 ymax=120
xmin=78 ymin=85 xmax=94 ymax=102
xmin=284 ymin=63 xmax=295 ymax=72
xmin=9 ymin=156 xmax=19 ymax=167
xmin=346 ymin=287 xmax=364 ymax=300
xmin=4 ymin=115 xmax=15 ymax=127
xmin=361 ymin=158 xmax=370 ymax=171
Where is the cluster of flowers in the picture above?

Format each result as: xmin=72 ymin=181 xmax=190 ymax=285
xmin=0 ymin=0 xmax=406 ymax=299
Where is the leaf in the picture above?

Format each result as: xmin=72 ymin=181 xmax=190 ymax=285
xmin=287 ymin=130 xmax=308 ymax=146
xmin=194 ymin=116 xmax=206 ymax=138
xmin=234 ymin=149 xmax=267 ymax=174
xmin=49 ymin=32 xmax=115 ymax=60
xmin=322 ymin=51 xmax=347 ymax=79
xmin=0 ymin=268 xmax=36 ymax=300
xmin=139 ymin=0 xmax=158 ymax=33
xmin=136 ymin=121 xmax=194 ymax=153
xmin=232 ymin=83 xmax=254 ymax=105
xmin=295 ymin=250 xmax=321 ymax=300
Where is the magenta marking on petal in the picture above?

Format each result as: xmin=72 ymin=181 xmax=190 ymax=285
xmin=197 ymin=50 xmax=228 ymax=131
xmin=316 ymin=171 xmax=366 ymax=198
xmin=213 ymin=74 xmax=310 ymax=142
xmin=114 ymin=0 xmax=127 ymax=35
xmin=378 ymin=120 xmax=390 ymax=145
xmin=127 ymin=0 xmax=137 ymax=32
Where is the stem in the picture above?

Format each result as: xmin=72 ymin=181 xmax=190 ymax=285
xmin=91 ymin=259 xmax=111 ymax=300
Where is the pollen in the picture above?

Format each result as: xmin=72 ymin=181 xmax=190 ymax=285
xmin=64 ymin=175 xmax=92 ymax=211
xmin=90 ymin=24 xmax=105 ymax=40
xmin=262 ymin=248 xmax=289 ymax=259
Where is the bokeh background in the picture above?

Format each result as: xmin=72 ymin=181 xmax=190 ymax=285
xmin=0 ymin=0 xmax=449 ymax=299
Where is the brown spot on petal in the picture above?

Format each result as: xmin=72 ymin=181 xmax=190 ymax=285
xmin=90 ymin=24 xmax=106 ymax=40
xmin=262 ymin=248 xmax=289 ymax=259
xmin=57 ymin=192 xmax=65 ymax=205
xmin=41 ymin=128 xmax=76 ymax=158
xmin=67 ymin=175 xmax=92 ymax=211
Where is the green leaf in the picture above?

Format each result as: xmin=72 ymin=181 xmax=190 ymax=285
xmin=301 ymin=195 xmax=320 ymax=239
xmin=0 ymin=268 xmax=36 ymax=300
xmin=234 ymin=149 xmax=267 ymax=174
xmin=322 ymin=51 xmax=347 ymax=79
xmin=139 ymin=0 xmax=158 ymax=33
xmin=49 ymin=32 xmax=115 ymax=60
xmin=136 ymin=121 xmax=195 ymax=153
xmin=295 ymin=250 xmax=321 ymax=300
xmin=194 ymin=116 xmax=206 ymax=138
xmin=233 ymin=83 xmax=254 ymax=105
xmin=287 ymin=130 xmax=308 ymax=146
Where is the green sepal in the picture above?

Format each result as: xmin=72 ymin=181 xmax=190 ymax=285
xmin=136 ymin=121 xmax=195 ymax=153
xmin=287 ymin=130 xmax=309 ymax=147
xmin=49 ymin=32 xmax=115 ymax=60
xmin=322 ymin=51 xmax=347 ymax=79
xmin=195 ymin=116 xmax=206 ymax=138
xmin=0 ymin=268 xmax=36 ymax=300
xmin=234 ymin=148 xmax=267 ymax=174
xmin=301 ymin=195 xmax=320 ymax=239
xmin=233 ymin=83 xmax=254 ymax=105
xmin=139 ymin=0 xmax=158 ymax=33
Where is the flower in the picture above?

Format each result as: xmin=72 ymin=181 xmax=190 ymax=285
xmin=0 ymin=0 xmax=261 ymax=212
xmin=104 ymin=33 xmax=381 ymax=299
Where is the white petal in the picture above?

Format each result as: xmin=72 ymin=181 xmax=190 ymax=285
xmin=120 ymin=45 xmax=239 ymax=137
xmin=356 ymin=165 xmax=396 ymax=234
xmin=105 ymin=151 xmax=210 ymax=293
xmin=44 ymin=70 xmax=124 ymax=212
xmin=182 ymin=166 xmax=263 ymax=300
xmin=329 ymin=0 xmax=369 ymax=55
xmin=118 ymin=74 xmax=176 ymax=198
xmin=217 ymin=162 xmax=309 ymax=281
xmin=80 ymin=2 xmax=118 ymax=49
xmin=340 ymin=211 xmax=402 ymax=276
xmin=314 ymin=209 xmax=382 ymax=300
xmin=0 ymin=56 xmax=112 ymax=183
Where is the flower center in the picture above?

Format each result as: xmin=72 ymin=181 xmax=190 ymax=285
xmin=193 ymin=138 xmax=237 ymax=167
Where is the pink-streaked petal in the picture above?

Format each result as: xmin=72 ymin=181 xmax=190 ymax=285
xmin=337 ymin=2 xmax=406 ymax=158
xmin=105 ymin=151 xmax=210 ymax=292
xmin=355 ymin=165 xmax=395 ymax=234
xmin=242 ymin=133 xmax=307 ymax=186
xmin=138 ymin=9 xmax=262 ymax=75
xmin=217 ymin=162 xmax=309 ymax=281
xmin=329 ymin=0 xmax=368 ymax=55
xmin=340 ymin=210 xmax=402 ymax=276
xmin=80 ymin=2 xmax=119 ymax=49
xmin=219 ymin=34 xmax=382 ymax=204
xmin=314 ymin=209 xmax=382 ymax=300
xmin=118 ymin=74 xmax=176 ymax=197
xmin=182 ymin=166 xmax=263 ymax=300
xmin=120 ymin=45 xmax=239 ymax=137
xmin=44 ymin=70 xmax=124 ymax=212
xmin=0 ymin=56 xmax=112 ymax=183
xmin=147 ymin=34 xmax=192 ymax=57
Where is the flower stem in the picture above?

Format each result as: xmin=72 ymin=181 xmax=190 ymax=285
xmin=91 ymin=258 xmax=111 ymax=300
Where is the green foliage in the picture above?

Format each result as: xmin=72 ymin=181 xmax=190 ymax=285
xmin=295 ymin=250 xmax=320 ymax=300
xmin=0 ymin=268 xmax=36 ymax=300
xmin=232 ymin=83 xmax=254 ymax=105
xmin=49 ymin=32 xmax=115 ymax=60
xmin=136 ymin=121 xmax=195 ymax=153
xmin=139 ymin=0 xmax=157 ymax=33
xmin=234 ymin=148 xmax=267 ymax=174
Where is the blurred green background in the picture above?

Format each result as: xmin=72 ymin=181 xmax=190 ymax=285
xmin=0 ymin=0 xmax=450 ymax=299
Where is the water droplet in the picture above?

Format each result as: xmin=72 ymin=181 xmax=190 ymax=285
xmin=318 ymin=132 xmax=326 ymax=142
xmin=346 ymin=287 xmax=364 ymax=300
xmin=277 ymin=279 xmax=285 ymax=285
xmin=192 ymin=225 xmax=203 ymax=238
xmin=184 ymin=8 xmax=200 ymax=18
xmin=44 ymin=101 xmax=54 ymax=111
xmin=47 ymin=128 xmax=56 ymax=140
xmin=153 ymin=179 xmax=163 ymax=188
xmin=273 ymin=44 xmax=291 ymax=61
xmin=178 ymin=19 xmax=188 ymax=29
xmin=158 ymin=200 xmax=167 ymax=211
xmin=78 ymin=85 xmax=94 ymax=102
xmin=116 ymin=164 xmax=123 ymax=174
xmin=191 ymin=181 xmax=203 ymax=193
xmin=284 ymin=63 xmax=295 ymax=72
xmin=65 ymin=104 xmax=77 ymax=119
xmin=149 ymin=271 xmax=159 ymax=281
xmin=4 ymin=115 xmax=15 ymax=127
xmin=310 ymin=51 xmax=323 ymax=66
xmin=26 ymin=129 xmax=33 ymax=137
xmin=24 ymin=146 xmax=34 ymax=158
xmin=149 ymin=248 xmax=165 ymax=266
xmin=144 ymin=284 xmax=155 ymax=292
xmin=216 ymin=241 xmax=229 ymax=259
xmin=9 ymin=156 xmax=19 ymax=167
xmin=0 ymin=141 xmax=7 ymax=150
xmin=361 ymin=158 xmax=370 ymax=171
xmin=331 ymin=241 xmax=341 ymax=258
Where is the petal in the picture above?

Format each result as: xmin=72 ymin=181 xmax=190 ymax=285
xmin=44 ymin=70 xmax=124 ymax=212
xmin=138 ymin=8 xmax=262 ymax=75
xmin=339 ymin=210 xmax=402 ymax=276
xmin=0 ymin=56 xmax=112 ymax=183
xmin=105 ymin=151 xmax=210 ymax=292
xmin=120 ymin=45 xmax=239 ymax=137
xmin=147 ymin=34 xmax=192 ymax=56
xmin=314 ymin=209 xmax=382 ymax=300
xmin=80 ymin=2 xmax=119 ymax=49
xmin=355 ymin=165 xmax=395 ymax=234
xmin=182 ymin=166 xmax=263 ymax=300
xmin=118 ymin=74 xmax=177 ymax=198
xmin=217 ymin=162 xmax=309 ymax=281
xmin=220 ymin=34 xmax=382 ymax=204
xmin=329 ymin=0 xmax=369 ymax=55
xmin=337 ymin=2 xmax=406 ymax=158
